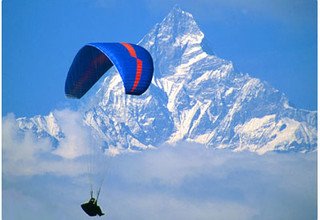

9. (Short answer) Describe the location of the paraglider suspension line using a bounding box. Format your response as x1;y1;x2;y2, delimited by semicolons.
96;175;105;202
90;185;93;199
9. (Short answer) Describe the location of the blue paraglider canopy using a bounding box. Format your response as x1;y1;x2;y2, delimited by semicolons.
65;42;154;99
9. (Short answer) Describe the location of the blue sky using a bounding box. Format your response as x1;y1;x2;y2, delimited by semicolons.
3;0;317;117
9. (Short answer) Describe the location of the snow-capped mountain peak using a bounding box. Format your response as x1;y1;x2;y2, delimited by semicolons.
160;5;203;45
16;6;317;155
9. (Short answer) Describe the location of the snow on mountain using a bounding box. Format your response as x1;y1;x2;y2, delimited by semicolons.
16;6;317;154
17;112;64;147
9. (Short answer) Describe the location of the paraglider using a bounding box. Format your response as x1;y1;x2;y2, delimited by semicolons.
65;42;154;217
65;42;154;98
81;194;105;216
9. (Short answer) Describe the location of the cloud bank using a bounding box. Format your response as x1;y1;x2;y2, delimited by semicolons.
3;119;317;220
2;110;97;176
52;109;95;159
103;145;316;220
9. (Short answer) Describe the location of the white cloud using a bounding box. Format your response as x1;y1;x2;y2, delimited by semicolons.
2;115;316;219
53;109;94;159
102;144;316;220
2;112;95;176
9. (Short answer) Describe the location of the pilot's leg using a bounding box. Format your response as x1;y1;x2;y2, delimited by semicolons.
97;206;105;216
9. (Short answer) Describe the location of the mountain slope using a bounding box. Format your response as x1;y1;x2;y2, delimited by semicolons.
16;6;317;155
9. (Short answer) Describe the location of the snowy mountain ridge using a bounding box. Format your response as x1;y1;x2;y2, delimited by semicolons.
16;6;317;155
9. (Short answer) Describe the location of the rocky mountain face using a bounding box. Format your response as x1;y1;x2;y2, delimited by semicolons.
16;6;317;155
